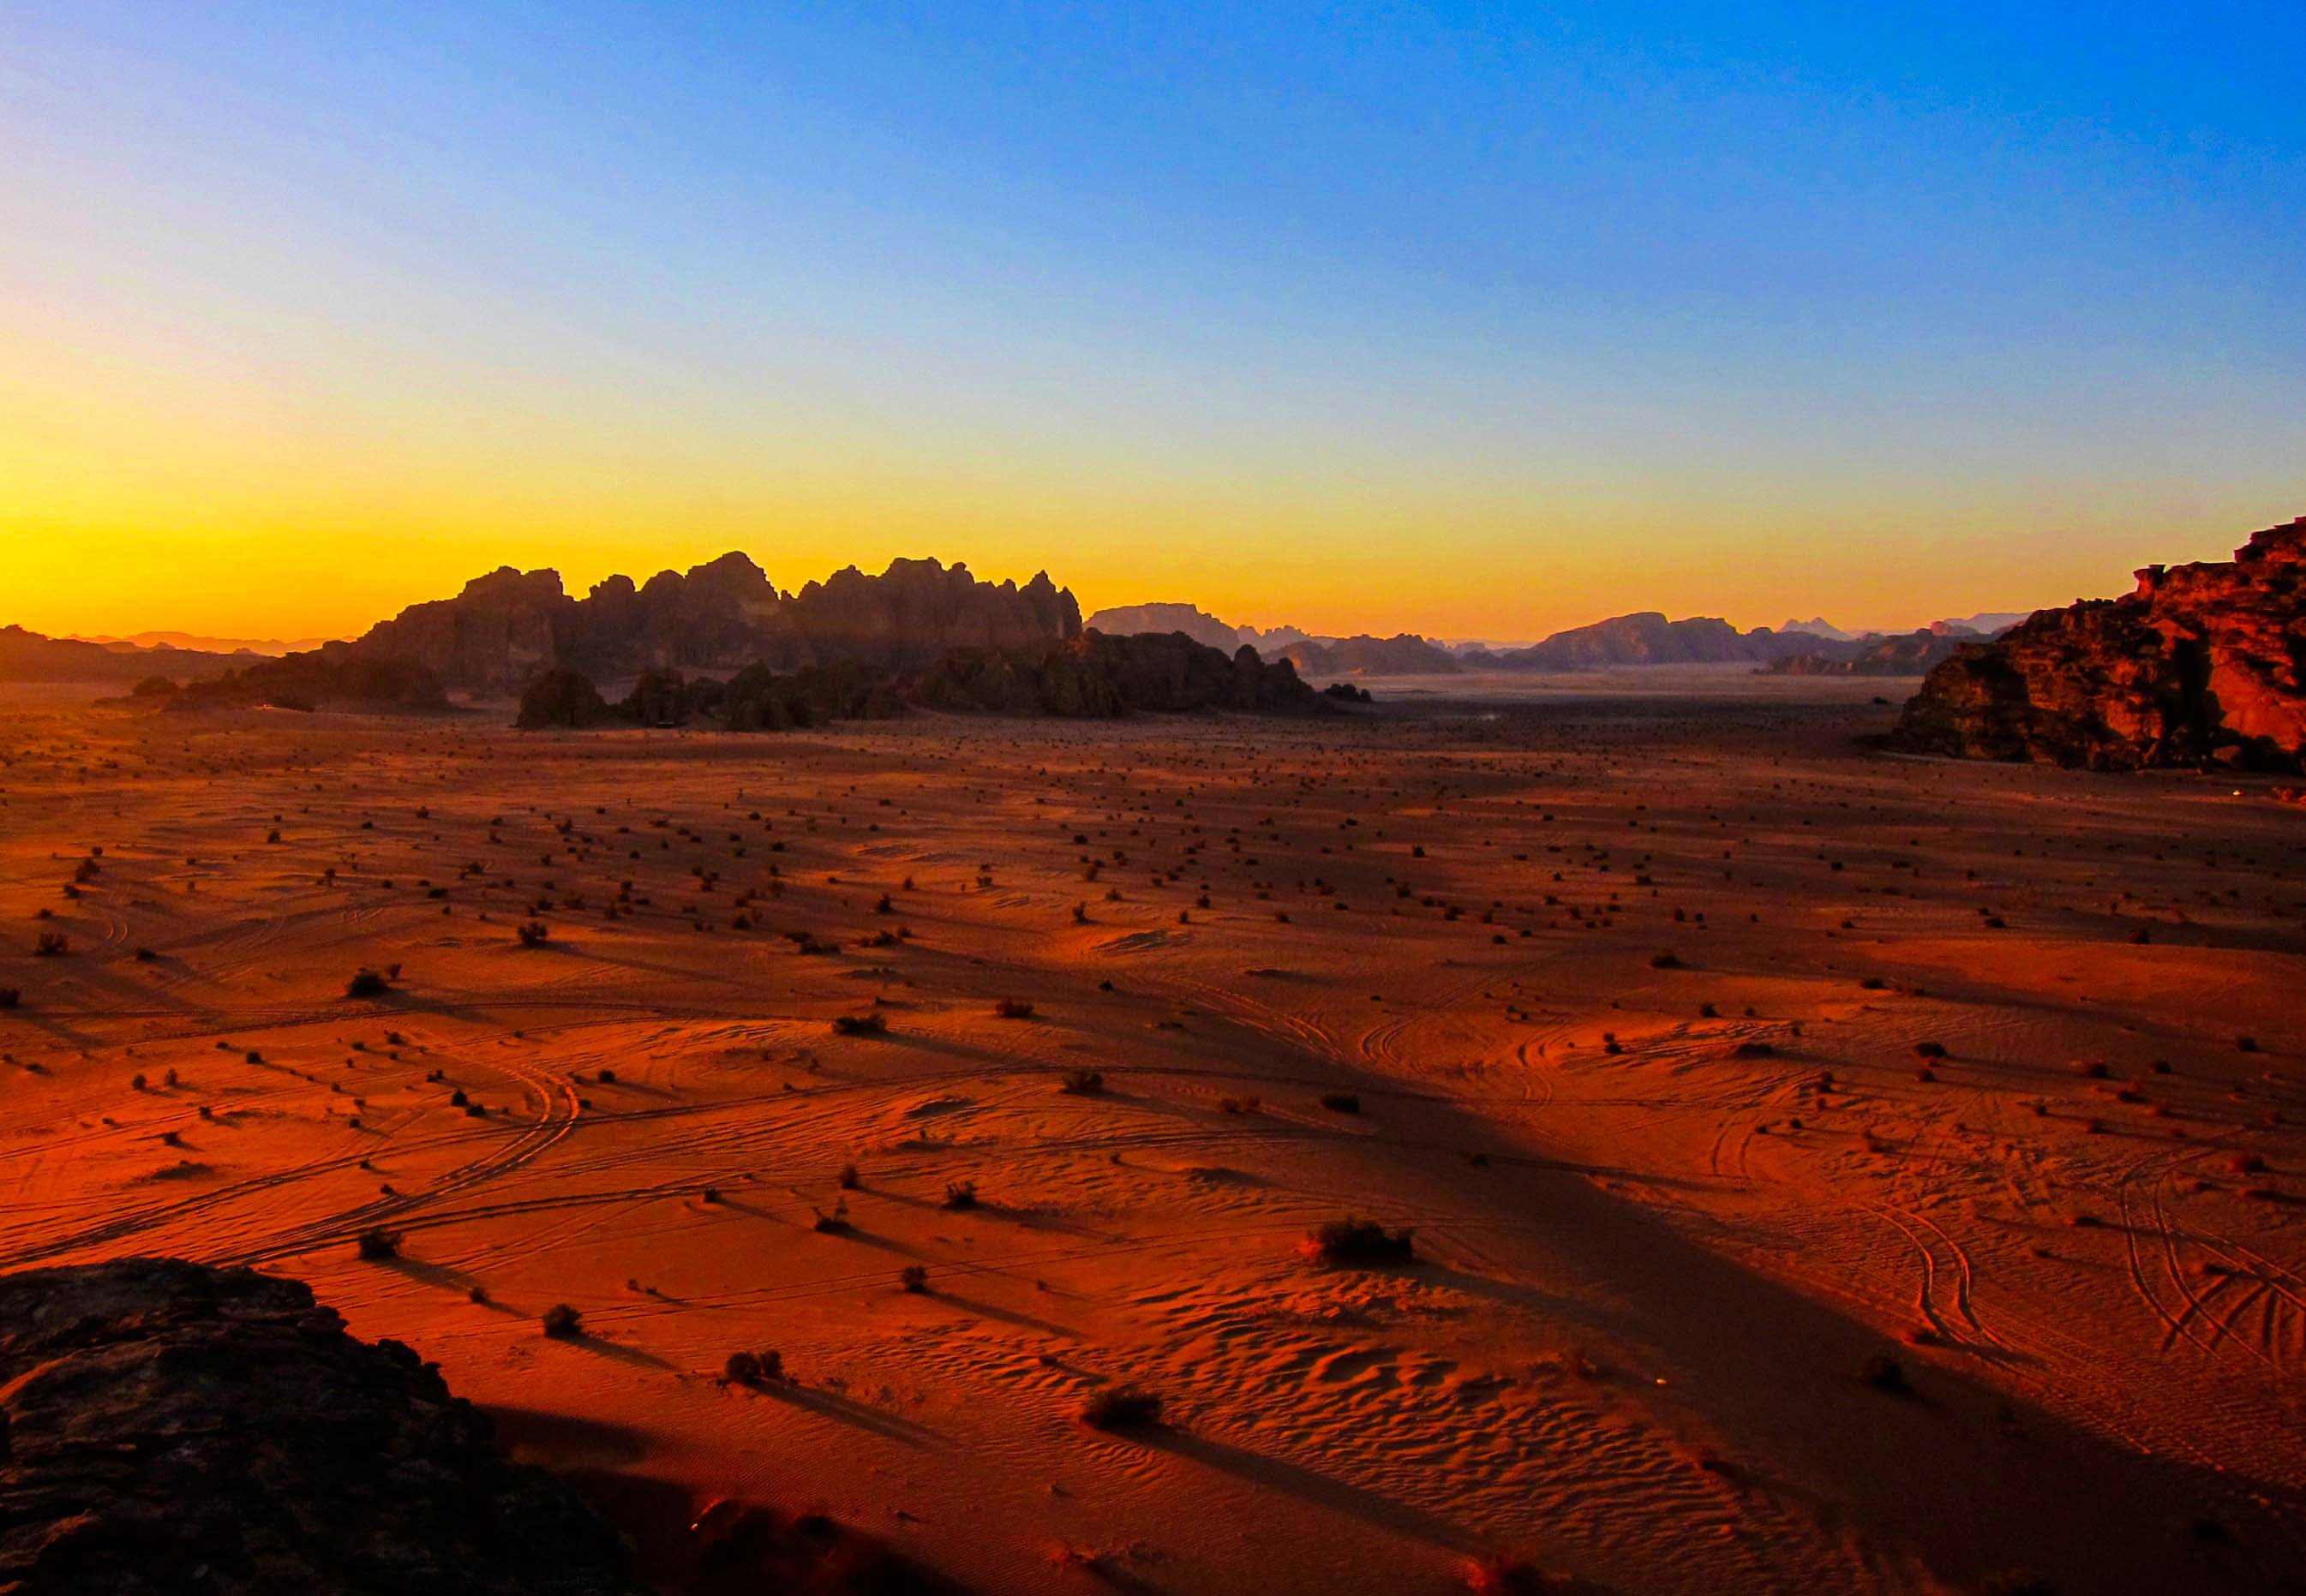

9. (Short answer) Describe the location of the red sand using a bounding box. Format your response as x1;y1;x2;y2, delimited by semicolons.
2;677;2301;1593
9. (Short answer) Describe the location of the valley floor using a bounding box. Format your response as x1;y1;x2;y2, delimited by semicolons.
2;682;2302;1594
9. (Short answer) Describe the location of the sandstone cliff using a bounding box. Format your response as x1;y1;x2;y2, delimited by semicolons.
1896;517;2306;770
332;554;1081;691
514;631;1327;731
0;1258;638;1595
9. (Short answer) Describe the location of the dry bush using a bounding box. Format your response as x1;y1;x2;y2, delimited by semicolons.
356;1227;401;1260
724;1348;785;1385
1058;1069;1104;1095
898;1264;929;1294
831;1013;887;1037
1321;1091;1361;1114
1313;1216;1415;1266
1078;1383;1162;1431
993;998;1035;1019
33;932;68;958
345;968;392;998
516;918;551;947
541;1302;583;1337
943;1179;979;1210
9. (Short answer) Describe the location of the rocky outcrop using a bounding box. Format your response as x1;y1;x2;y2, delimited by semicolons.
1485;613;1817;670
1276;634;1461;677
909;632;1325;716
516;668;612;729
1896;516;2306;770
331;554;1081;692
1081;602;1246;651
172;655;450;713
0;1258;638;1596
517;631;1329;731
1768;631;1968;677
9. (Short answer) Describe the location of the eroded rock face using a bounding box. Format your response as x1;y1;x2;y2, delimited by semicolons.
1896;517;2306;770
515;631;1329;730
0;1258;640;1596
331;555;1082;692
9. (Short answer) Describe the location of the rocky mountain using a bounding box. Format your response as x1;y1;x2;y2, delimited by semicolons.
1275;633;1463;676
0;1258;639;1596
335;553;1081;692
167;654;452;713
1896;516;2306;770
69;630;334;655
521;632;1328;730
1081;601;1247;651
0;625;241;685
1767;631;1968;677
1477;612;1816;670
1779;616;1858;642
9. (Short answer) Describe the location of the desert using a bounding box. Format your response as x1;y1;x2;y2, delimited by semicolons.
3;656;2301;1593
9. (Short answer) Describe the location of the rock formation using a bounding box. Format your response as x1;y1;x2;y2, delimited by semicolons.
329;554;1082;692
0;625;240;686
171;654;451;713
1275;634;1461;677
1768;631;1968;677
0;1258;639;1596
1896;516;2306;770
1478;612;1812;669
1081;602;1249;651
516;668;612;729
516;631;1329;730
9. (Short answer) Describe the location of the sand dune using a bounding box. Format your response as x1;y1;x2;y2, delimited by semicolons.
2;678;2301;1593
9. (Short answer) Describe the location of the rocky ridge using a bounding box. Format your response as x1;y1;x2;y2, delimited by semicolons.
1896;516;2306;770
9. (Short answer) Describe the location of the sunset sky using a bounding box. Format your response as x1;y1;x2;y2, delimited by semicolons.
3;3;2300;643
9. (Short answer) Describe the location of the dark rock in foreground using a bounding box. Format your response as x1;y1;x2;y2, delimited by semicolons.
1896;516;2306;771
0;1258;639;1596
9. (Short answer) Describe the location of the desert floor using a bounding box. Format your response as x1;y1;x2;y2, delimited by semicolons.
2;677;2303;1594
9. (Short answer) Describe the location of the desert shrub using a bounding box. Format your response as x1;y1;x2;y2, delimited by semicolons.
724;1348;785;1385
1321;1091;1361;1114
1218;1095;1261;1115
345;968;392;998
943;1179;979;1210
356;1227;401;1260
1079;1383;1163;1431
516;918;550;947
2237;1035;2261;1053
1649;949;1683;970
831;1013;887;1036
1058;1069;1104;1095
1913;1040;1947;1059
0;988;17;1010
1859;1353;1911;1395
993;998;1035;1019
899;1264;929;1294
1314;1216;1415;1266
33;932;68;958
541;1302;583;1337
836;1162;861;1190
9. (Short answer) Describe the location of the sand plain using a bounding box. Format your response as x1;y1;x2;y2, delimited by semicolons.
2;677;2302;1594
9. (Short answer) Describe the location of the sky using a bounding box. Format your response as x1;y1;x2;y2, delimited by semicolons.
3;2;2301;643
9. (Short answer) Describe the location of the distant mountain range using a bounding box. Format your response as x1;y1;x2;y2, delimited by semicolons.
66;630;335;656
2;567;2034;699
1084;602;2034;678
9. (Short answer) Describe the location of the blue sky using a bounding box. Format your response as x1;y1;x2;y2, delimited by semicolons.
3;3;2300;637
